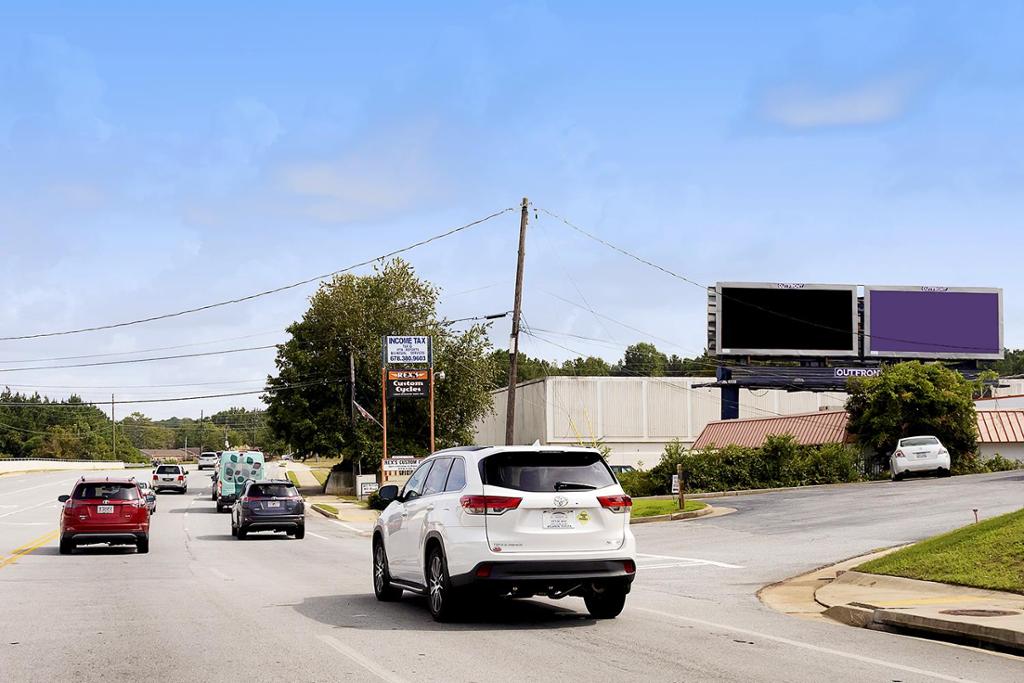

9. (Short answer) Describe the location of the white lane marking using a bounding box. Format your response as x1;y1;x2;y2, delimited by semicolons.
640;562;709;570
319;634;408;683
0;498;59;519
307;532;329;540
634;607;978;683
2;478;77;497
327;520;373;536
0;521;50;526
638;553;743;569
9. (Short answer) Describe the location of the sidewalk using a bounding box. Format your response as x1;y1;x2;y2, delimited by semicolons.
306;494;378;536
817;570;1024;653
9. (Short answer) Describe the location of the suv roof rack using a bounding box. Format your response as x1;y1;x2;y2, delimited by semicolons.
433;445;490;454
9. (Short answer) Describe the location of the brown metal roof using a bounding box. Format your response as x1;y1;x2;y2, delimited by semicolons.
976;410;1024;444
692;411;850;450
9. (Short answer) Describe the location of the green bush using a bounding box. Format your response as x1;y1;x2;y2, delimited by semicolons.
634;435;864;495
616;469;661;498
984;453;1023;472
367;490;389;510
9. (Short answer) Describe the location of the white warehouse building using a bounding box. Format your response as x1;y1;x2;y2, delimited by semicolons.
473;376;1024;469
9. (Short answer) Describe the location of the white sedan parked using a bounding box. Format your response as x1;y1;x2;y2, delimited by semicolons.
890;436;951;481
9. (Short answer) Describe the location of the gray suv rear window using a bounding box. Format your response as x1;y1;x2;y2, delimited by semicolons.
480;452;615;492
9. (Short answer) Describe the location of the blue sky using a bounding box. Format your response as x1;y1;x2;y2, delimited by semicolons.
1;1;1022;418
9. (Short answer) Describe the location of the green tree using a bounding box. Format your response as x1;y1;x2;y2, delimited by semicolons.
560;356;611;376
121;412;175;449
488;350;559;387
665;351;716;377
617;342;667;376
264;259;496;470
845;362;978;472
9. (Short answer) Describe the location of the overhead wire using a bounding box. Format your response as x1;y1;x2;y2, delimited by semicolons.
537;205;997;354
0;207;514;342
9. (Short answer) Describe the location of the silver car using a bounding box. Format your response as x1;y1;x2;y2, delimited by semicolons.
152;464;188;493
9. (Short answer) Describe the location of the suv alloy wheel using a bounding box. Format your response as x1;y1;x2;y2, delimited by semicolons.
373;539;403;601
427;546;460;622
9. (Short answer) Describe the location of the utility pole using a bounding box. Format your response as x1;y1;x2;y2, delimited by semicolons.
504;197;529;445
200;409;204;452
350;349;361;476
111;394;116;458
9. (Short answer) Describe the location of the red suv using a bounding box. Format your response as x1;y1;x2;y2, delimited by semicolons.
58;477;151;555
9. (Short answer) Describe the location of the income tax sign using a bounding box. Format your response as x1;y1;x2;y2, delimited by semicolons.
384;336;432;365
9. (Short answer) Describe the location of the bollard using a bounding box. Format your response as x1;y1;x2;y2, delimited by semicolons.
677;463;685;511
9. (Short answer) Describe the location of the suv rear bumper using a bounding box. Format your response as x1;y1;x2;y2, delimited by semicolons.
450;559;636;592
65;531;147;545
241;514;304;530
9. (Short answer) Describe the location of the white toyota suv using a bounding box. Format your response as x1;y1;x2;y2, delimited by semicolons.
372;446;637;622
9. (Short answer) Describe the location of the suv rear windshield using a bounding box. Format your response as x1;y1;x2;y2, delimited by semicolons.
247;484;299;498
73;483;140;500
156;465;181;474
900;437;939;447
480;451;616;492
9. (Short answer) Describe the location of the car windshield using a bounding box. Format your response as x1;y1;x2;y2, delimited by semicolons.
247;484;299;498
901;437;940;447
480;451;616;492
155;465;180;474
73;483;140;500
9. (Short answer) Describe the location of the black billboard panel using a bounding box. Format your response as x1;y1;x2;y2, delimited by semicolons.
716;283;858;357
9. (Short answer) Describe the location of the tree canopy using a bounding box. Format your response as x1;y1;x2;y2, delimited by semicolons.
264;259;495;469
845;362;979;472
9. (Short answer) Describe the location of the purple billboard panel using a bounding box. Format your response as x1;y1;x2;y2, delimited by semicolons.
865;287;1003;360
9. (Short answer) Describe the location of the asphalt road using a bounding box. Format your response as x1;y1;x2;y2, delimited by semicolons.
1;466;1022;682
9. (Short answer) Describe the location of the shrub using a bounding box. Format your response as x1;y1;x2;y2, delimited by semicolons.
637;436;864;495
984;453;1022;472
367;491;389;510
617;469;661;498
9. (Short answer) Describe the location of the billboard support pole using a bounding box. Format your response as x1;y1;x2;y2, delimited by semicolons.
721;385;740;420
380;365;388;482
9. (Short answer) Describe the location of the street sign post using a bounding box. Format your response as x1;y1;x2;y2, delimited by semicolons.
380;336;435;482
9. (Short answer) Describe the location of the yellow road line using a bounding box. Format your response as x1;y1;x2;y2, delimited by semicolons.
0;529;60;569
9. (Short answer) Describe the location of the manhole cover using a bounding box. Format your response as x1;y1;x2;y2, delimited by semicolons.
939;609;1019;617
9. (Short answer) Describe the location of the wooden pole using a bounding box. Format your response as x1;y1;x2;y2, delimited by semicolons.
381;366;388;482
677;463;685;511
429;369;436;454
504;197;529;445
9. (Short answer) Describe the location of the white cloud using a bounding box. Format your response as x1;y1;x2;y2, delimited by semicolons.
760;72;922;129
278;123;448;223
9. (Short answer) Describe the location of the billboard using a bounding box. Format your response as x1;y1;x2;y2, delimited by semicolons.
864;286;1003;360
715;282;858;357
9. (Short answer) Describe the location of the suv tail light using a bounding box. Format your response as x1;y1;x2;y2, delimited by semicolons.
63;499;80;512
152;474;158;480
459;495;522;515
177;475;184;481
894;450;905;459
598;495;633;513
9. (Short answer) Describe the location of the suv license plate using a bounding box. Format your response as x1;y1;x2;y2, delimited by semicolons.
267;501;280;508
542;510;576;529
97;505;114;514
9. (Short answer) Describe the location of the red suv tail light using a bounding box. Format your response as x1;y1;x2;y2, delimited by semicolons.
152;474;158;480
894;450;905;459
598;495;633;513
459;495;522;515
623;559;636;574
177;475;184;481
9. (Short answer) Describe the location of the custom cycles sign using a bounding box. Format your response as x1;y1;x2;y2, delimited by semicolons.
386;370;429;398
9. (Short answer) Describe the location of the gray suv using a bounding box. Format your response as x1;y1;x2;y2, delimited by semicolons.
231;480;305;539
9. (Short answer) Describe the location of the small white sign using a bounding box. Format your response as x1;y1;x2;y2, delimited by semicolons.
383;458;421;473
671;474;680;494
385;336;431;364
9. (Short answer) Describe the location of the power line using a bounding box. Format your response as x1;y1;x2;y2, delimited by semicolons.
0;377;341;408
0;344;278;374
538;206;998;354
0;328;285;365
0;207;514;342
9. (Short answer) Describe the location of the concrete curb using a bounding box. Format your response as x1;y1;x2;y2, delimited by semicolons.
630;505;716;524
684;479;888;500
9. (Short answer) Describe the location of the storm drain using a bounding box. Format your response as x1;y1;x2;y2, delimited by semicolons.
938;609;1019;617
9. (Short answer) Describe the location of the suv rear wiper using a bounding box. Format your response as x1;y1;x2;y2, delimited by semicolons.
554;481;597;491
